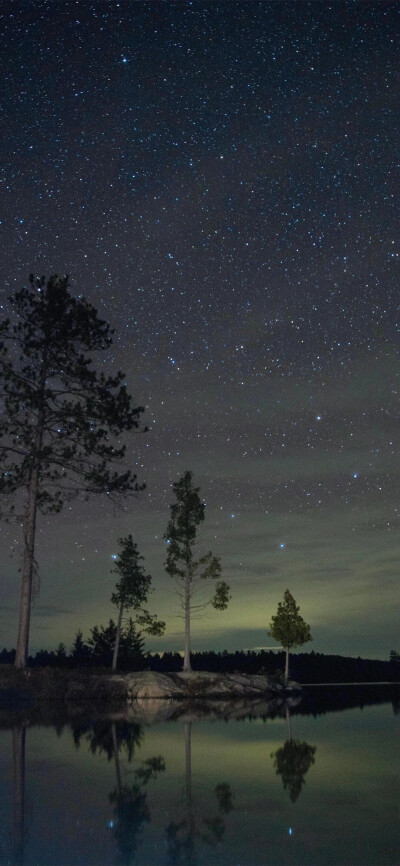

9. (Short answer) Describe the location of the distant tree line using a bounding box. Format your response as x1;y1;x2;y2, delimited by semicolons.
149;650;400;683
1;644;400;683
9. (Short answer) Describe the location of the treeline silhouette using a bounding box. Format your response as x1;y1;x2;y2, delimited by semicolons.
291;684;400;717
1;644;400;683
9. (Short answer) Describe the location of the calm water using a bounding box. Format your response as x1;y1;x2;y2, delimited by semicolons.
1;687;400;865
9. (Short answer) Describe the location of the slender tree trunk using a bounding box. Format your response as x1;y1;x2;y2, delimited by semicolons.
112;603;124;671
12;724;26;866
15;354;47;670
15;465;40;669
183;570;192;672
285;704;292;741
284;647;289;684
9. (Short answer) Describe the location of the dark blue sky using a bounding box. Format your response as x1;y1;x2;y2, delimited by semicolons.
0;1;398;658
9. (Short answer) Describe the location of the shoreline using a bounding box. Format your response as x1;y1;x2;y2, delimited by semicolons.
1;666;398;714
0;668;398;726
0;667;293;707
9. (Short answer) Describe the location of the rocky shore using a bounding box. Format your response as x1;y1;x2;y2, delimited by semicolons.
66;669;294;702
65;670;302;723
0;667;302;724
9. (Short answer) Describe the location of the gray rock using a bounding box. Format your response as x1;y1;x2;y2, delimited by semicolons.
173;671;280;697
126;671;184;700
64;670;295;708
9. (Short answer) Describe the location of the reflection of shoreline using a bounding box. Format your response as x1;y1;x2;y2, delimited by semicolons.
117;695;303;725
1;682;399;732
100;682;400;724
294;684;400;718
3;692;397;866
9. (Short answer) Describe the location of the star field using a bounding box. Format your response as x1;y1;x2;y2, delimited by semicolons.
0;1;398;658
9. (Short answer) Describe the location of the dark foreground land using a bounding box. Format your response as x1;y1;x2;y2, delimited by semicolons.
0;667;299;725
1;665;400;728
2;647;400;708
0;666;288;707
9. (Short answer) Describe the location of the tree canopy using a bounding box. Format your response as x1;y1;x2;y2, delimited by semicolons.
272;739;316;802
0;274;145;667
88;618;145;668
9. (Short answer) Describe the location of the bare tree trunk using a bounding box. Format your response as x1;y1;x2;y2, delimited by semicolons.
183;570;192;672
12;724;26;866
15;354;47;670
112;603;124;672
284;647;289;684
184;721;194;861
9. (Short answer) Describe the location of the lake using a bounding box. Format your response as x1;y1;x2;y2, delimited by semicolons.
1;685;399;865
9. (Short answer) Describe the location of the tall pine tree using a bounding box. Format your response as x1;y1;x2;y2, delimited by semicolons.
0;274;145;668
164;471;230;672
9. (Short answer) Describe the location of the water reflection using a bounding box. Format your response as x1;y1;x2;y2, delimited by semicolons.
271;706;316;802
2;685;400;866
72;718;143;761
70;717;235;864
12;724;26;866
109;752;165;865
165;721;233;865
4;715;236;866
272;739;316;803
73;719;165;864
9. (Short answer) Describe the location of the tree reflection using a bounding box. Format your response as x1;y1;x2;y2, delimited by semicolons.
165;721;234;865
271;705;316;802
72;719;143;762
72;719;165;865
12;724;26;866
391;695;400;715
109;753;165;865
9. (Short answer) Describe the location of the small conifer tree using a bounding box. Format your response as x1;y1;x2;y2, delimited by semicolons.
111;534;165;671
268;589;312;682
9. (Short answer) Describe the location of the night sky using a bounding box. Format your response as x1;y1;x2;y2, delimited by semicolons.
0;1;398;659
